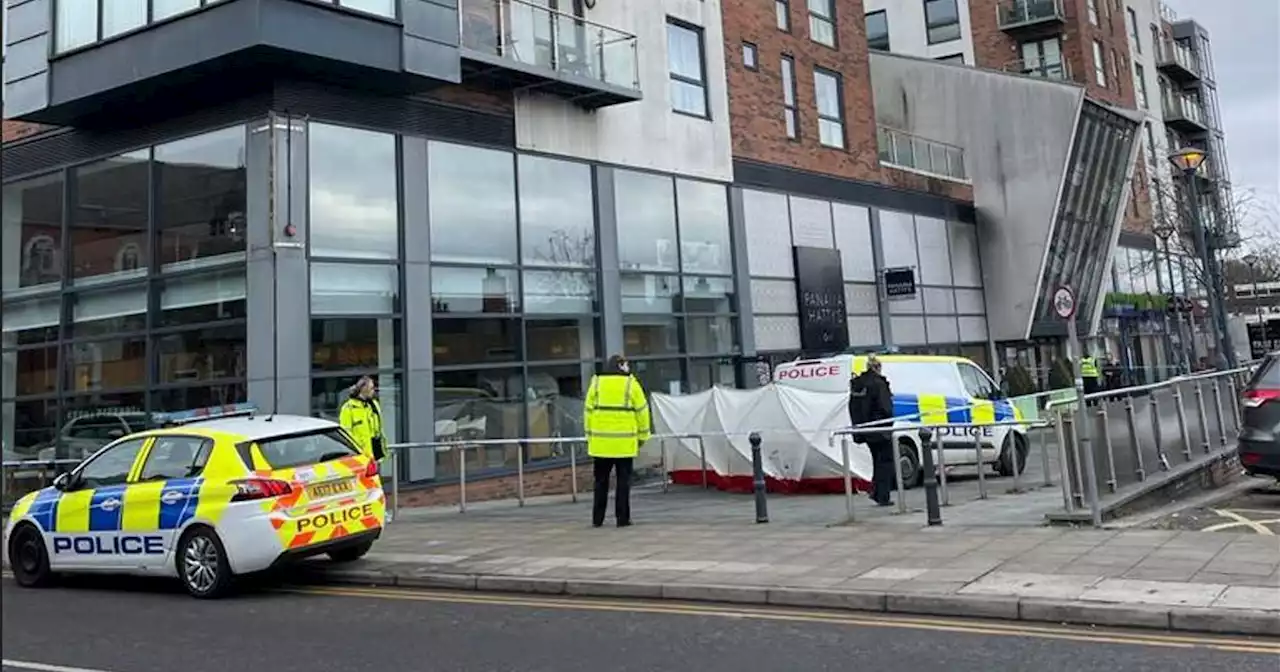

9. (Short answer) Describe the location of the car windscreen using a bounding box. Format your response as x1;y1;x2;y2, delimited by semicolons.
246;428;362;470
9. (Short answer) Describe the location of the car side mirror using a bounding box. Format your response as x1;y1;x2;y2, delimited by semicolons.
53;472;71;491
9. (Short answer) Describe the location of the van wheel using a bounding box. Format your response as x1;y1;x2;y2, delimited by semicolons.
177;526;234;599
997;435;1029;477
7;523;53;588
897;440;922;490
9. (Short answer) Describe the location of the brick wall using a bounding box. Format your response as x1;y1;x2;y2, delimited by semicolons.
1;121;54;143
415;84;514;116
721;0;881;184
879;165;974;202
393;463;598;509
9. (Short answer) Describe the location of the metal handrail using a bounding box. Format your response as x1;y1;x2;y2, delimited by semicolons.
996;0;1065;27
876;126;968;182
1045;364;1254;410
385;433;707;517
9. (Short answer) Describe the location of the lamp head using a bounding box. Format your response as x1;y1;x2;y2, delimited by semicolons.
1168;148;1208;174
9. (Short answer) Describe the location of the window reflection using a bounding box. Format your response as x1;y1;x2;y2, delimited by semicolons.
434;368;524;448
55;0;97;52
685;316;736;354
59;393;148;459
624;317;681;356
432;267;519;314
310;263;400;315
69;286;147;339
433;318;521;366
154;325;247;384
3;399;59;459
527;318;597;361
71;151;149;285
1;297;60;346
620;273;680;314
156;268;247;328
429;142;517;265
310;124;399;260
153;0;201;21
631;359;684;395
103;0;146;37
526;363;594;440
2;348;58;397
66;337;147;392
312;317;401;371
1;173;63;295
676;179;732;275
688;358;737;392
155;126;248;271
615;170;678;272
682;275;736;313
519;155;595;267
523;270;595;314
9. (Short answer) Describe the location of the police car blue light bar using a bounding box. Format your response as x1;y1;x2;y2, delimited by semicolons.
156;402;259;426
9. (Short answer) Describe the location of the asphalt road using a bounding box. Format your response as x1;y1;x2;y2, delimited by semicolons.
4;578;1279;672
1150;479;1280;534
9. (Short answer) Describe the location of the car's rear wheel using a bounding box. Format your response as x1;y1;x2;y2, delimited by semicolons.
7;523;53;588
177;526;234;599
328;540;375;563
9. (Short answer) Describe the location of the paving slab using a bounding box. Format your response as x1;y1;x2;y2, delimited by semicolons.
958;571;1103;600
1078;578;1228;608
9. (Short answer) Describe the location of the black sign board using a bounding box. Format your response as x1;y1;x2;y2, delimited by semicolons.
883;267;917;299
792;246;849;353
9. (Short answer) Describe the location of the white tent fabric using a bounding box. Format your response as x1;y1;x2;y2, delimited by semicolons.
644;385;874;486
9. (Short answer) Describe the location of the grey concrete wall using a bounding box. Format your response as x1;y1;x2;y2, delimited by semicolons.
3;0;51;117
402;136;437;482
867;52;1085;343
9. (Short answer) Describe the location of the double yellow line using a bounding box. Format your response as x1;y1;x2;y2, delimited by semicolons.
286;584;1280;656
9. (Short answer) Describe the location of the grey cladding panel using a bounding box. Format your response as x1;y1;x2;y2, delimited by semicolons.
260;0;401;71
403;0;460;45
5;34;50;83
6;0;49;44
403;36;462;82
4;74;48;117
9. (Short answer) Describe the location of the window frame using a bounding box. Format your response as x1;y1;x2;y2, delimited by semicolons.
776;0;791;32
1126;7;1140;52
135;434;213;481
864;10;890;51
812;67;846;150
781;56;799;141
1134;63;1149;109
808;0;837;48
923;0;961;45
70;437;149;490
1087;0;1099;26
54;0;233;55
742;41;758;70
1092;40;1107;87
666;18;711;119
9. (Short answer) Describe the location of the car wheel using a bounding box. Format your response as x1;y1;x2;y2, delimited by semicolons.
7;523;53;588
328;540;375;563
177;526;234;599
897;440;923;490
997;434;1029;477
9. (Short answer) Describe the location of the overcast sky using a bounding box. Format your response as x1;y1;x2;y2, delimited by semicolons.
1163;0;1280;230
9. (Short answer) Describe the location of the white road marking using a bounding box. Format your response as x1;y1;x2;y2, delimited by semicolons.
3;661;120;672
1201;509;1278;535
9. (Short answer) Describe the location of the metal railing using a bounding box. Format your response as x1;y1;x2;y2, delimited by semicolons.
459;0;640;91
1163;93;1206;127
1156;38;1200;77
1003;58;1071;81
997;0;1066;29
1;459;81;513
877;127;968;182
1044;366;1252;524
385;433;707;518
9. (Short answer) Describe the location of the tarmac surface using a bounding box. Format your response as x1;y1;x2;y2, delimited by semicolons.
4;577;1279;672
1149;479;1280;535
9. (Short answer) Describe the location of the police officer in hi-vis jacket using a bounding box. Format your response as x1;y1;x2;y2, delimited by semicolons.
583;355;651;528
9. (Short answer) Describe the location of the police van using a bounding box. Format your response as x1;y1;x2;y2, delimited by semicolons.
774;354;1028;487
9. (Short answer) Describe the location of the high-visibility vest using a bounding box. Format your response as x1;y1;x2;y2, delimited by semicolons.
1079;357;1100;379
584;374;651;458
339;397;384;460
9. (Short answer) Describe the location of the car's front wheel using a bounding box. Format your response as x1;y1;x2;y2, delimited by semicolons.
328;540;375;563
7;523;53;588
997;434;1029;477
177;526;234;599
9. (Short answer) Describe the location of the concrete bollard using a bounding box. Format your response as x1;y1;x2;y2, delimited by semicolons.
749;432;769;524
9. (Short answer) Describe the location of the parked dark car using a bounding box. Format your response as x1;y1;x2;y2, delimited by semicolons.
1238;353;1280;481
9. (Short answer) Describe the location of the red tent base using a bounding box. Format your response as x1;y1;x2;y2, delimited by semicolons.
670;469;872;495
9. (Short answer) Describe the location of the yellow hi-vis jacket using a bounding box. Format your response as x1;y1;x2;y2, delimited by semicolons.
584;373;651;458
1080;357;1100;379
339;397;385;460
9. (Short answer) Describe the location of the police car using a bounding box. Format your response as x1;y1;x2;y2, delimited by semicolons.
4;410;384;598
774;354;1028;487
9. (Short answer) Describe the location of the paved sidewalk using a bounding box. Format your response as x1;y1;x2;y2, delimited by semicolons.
302;496;1280;636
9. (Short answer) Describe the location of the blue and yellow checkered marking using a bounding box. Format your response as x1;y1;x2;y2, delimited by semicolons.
20;479;207;533
889;393;1019;425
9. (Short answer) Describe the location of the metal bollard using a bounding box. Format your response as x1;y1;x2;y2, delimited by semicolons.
918;428;942;526
1210;379;1227;447
696;436;709;490
1037;423;1053;488
893;436;907;514
749;432;769;524
569;441;579;503
1098;404;1116;493
660;438;669;494
458;446;468;514
1124;396;1145;482
1193;382;1211;454
935;428;950;506
840;436;855;523
517;441;526;507
390;449;401;522
1010;429;1023;494
1172;384;1191;467
973;430;987;500
1056;414;1074;512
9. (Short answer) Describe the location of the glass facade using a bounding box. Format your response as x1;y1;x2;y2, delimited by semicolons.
2;125;249;460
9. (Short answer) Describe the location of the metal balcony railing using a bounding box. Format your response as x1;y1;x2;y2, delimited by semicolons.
877;127;968;182
997;0;1066;30
1155;39;1200;80
1163;93;1206;128
459;0;640;92
1004;58;1072;81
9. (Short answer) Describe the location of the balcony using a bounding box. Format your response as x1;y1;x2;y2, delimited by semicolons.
877;127;968;182
997;0;1066;34
1162;93;1207;133
458;0;641;109
1155;39;1201;83
1004;58;1072;82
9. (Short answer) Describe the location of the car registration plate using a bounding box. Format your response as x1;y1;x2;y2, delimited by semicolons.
307;479;355;499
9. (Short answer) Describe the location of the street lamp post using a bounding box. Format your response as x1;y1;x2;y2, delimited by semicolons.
1155;224;1189;375
1169;148;1236;369
1244;253;1261;360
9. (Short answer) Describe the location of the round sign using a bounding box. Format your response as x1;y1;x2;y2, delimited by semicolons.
1052;286;1076;320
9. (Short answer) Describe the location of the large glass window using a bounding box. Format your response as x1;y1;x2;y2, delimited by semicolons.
865;11;889;51
153;0;200;21
312;318;401;372
429;142;517;265
155;267;246;328
2;173;64;296
814;69;845;148
310;374;399;444
103;0;147;38
66;337;147;393
155;127;247;272
676;179;732;276
1093;40;1107;87
781;57;799;140
55;0;98;52
310;124;398;260
615;170;678;273
55;0;226;53
518;156;595;268
154;324;245;385
924;0;960;44
71;151;149;286
667;20;709;118
808;0;835;47
432;266;519;314
338;0;396;17
1020;38;1063;79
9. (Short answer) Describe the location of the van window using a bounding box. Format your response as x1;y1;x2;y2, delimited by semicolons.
879;362;964;397
958;363;1000;399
